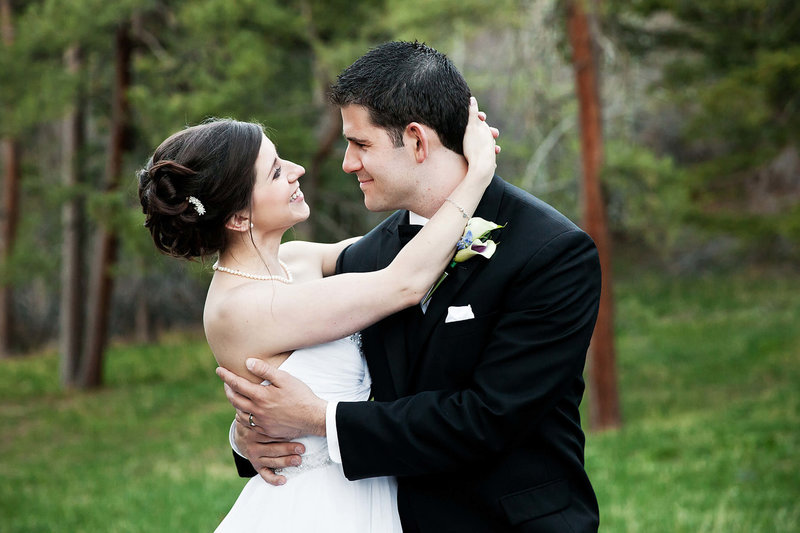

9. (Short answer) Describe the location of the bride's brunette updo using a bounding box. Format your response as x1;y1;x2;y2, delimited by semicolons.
138;119;263;259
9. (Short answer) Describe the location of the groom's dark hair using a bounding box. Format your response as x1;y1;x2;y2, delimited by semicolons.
329;40;471;155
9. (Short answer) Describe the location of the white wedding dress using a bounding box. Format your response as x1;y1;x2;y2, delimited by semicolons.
215;335;402;532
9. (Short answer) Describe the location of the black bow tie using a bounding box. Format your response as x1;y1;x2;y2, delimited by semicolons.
397;224;423;245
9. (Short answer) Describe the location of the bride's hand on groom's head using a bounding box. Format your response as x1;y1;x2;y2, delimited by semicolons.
469;97;501;155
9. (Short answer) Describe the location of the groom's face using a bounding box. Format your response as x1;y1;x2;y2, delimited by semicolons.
340;105;423;213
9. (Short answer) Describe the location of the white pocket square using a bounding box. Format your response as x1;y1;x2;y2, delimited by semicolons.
445;304;475;323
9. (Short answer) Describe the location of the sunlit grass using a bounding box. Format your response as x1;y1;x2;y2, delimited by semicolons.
0;333;247;532
1;271;798;532
586;270;800;532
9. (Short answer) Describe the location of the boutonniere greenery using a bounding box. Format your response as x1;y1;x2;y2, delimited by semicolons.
421;217;505;305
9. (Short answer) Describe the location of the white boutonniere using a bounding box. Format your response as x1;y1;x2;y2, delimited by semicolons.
421;217;505;305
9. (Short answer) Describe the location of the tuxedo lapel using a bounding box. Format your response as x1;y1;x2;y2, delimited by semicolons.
369;178;506;397
416;176;506;356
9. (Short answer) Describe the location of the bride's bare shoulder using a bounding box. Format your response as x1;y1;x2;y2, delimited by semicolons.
203;283;283;374
280;237;361;278
204;281;273;342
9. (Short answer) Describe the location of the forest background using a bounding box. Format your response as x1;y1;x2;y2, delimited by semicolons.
1;0;798;531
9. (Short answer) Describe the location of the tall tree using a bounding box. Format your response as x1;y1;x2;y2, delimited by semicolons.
292;0;337;238
79;22;133;388
566;0;621;430
0;0;20;358
59;45;86;386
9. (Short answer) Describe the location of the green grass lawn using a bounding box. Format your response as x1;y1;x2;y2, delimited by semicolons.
586;270;800;532
1;270;798;532
0;334;245;532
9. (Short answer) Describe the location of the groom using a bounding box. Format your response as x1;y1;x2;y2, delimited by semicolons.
218;41;601;532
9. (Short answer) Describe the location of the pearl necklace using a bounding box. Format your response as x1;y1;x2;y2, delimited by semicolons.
212;260;293;284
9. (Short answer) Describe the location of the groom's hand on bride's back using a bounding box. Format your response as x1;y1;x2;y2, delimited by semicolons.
218;359;328;486
217;359;327;439
232;420;305;486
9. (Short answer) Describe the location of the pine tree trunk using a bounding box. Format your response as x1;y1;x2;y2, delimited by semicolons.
298;0;325;240
79;24;132;388
566;0;621;430
0;140;19;358
0;0;19;358
134;257;153;343
59;45;86;386
308;104;343;214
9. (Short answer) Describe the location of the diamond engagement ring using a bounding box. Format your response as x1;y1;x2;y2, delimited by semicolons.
249;413;256;427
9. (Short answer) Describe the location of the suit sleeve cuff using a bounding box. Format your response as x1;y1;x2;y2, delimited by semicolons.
325;400;342;464
229;420;247;459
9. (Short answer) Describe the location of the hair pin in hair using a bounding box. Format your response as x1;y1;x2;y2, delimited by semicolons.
187;196;206;216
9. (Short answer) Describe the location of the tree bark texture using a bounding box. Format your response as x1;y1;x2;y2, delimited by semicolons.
297;0;341;240
0;0;19;357
566;0;622;430
79;24;132;387
59;45;86;386
0;140;19;357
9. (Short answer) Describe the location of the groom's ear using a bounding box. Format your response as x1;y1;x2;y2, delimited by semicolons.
404;122;431;164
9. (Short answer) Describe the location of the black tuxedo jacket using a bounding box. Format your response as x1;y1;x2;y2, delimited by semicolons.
335;176;600;532
235;176;600;531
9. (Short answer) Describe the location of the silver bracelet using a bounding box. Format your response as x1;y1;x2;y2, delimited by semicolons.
445;197;470;219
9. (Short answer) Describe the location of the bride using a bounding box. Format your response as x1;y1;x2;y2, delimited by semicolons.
137;98;496;531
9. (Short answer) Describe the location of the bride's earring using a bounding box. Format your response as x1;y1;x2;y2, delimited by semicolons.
250;223;254;229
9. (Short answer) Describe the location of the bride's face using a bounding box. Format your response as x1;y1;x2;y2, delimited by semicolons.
249;134;309;233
